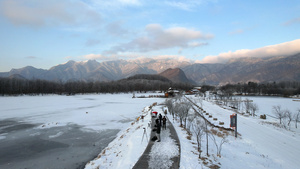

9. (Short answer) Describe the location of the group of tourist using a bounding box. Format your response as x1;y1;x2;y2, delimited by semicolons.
154;113;167;142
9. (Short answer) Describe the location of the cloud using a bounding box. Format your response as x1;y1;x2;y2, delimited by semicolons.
166;1;195;11
229;29;244;35
82;52;140;61
165;0;203;11
105;24;213;54
105;21;129;37
282;17;300;26
152;55;193;63
88;0;142;10
25;56;37;59
83;54;108;60
165;0;217;11
0;0;101;28
200;39;300;63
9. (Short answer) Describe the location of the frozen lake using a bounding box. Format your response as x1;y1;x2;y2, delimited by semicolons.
0;94;163;169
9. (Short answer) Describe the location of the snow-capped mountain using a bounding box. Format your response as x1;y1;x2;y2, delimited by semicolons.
182;53;300;85
1;53;300;85
0;58;191;82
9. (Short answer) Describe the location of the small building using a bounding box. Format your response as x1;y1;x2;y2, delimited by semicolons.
165;87;180;97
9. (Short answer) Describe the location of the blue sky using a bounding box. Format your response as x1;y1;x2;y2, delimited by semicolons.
0;0;300;72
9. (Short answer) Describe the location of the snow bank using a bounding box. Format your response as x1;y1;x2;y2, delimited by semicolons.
85;105;155;169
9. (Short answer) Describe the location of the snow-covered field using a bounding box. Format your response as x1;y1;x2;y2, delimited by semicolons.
0;94;162;131
1;94;299;169
241;96;300;118
186;95;300;169
85;94;300;169
0;93;164;168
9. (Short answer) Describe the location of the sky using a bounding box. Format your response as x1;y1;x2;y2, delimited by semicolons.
0;0;300;72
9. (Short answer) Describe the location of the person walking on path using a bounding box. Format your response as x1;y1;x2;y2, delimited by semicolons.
162;116;167;130
155;118;161;142
159;113;162;125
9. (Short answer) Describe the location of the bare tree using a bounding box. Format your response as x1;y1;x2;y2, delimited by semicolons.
285;109;293;129
209;134;228;157
196;97;203;108
186;114;196;133
244;98;252;114
294;110;300;128
236;97;242;110
272;105;285;124
175;101;192;128
174;104;182;125
192;119;205;158
182;102;192;129
165;99;175;118
250;103;259;116
174;93;183;102
204;119;209;156
229;97;242;110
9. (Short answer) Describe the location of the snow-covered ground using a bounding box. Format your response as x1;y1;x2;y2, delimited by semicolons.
0;94;162;131
240;96;300;118
0;93;164;168
85;94;300;169
186;95;300;169
85;105;153;169
85;105;180;169
1;94;299;169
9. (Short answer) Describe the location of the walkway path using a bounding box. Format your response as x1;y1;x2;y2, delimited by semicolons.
132;116;180;169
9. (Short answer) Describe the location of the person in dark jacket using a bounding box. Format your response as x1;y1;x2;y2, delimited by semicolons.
159;113;162;125
162;116;167;130
155;118;161;142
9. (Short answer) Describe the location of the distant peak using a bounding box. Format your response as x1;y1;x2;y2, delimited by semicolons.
67;60;76;63
159;68;191;83
87;60;99;64
59;60;76;66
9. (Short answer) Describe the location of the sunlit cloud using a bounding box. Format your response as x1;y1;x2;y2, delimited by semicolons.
81;53;138;61
104;23;213;54
152;55;194;63
199;39;300;63
82;54;108;60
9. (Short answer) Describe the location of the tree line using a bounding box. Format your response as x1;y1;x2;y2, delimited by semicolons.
219;81;300;96
0;77;194;95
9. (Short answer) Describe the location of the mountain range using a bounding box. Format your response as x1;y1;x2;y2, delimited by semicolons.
1;53;299;85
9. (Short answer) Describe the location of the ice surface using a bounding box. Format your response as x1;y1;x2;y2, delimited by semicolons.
0;93;164;169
